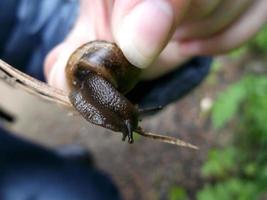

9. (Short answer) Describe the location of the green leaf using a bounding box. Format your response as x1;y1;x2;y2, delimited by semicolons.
228;47;248;59
250;25;267;52
211;60;223;72
168;186;188;200
212;80;247;129
201;148;237;178
197;179;258;200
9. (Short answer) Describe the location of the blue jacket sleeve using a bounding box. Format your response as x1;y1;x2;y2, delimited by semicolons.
0;0;79;81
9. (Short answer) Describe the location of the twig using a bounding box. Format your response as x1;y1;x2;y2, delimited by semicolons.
0;59;70;106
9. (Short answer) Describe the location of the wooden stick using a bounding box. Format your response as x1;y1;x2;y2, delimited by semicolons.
0;59;71;107
135;127;198;150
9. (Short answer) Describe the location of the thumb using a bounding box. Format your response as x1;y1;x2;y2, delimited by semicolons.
112;0;189;68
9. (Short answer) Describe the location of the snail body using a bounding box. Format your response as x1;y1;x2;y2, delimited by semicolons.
66;41;141;143
66;40;198;149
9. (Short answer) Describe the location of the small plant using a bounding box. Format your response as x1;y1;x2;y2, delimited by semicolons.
249;25;267;53
168;186;188;200
198;74;267;200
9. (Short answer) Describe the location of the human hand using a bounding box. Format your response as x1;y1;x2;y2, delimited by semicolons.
45;0;267;91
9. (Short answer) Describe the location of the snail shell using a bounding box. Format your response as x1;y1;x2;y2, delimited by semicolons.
66;40;141;143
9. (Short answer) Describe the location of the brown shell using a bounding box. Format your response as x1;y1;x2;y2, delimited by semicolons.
65;40;141;143
66;40;141;94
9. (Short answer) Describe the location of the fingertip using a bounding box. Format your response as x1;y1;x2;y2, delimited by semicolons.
113;0;175;68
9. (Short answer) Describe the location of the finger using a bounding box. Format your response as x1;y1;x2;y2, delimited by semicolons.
84;0;114;41
44;22;95;91
179;0;267;55
44;43;64;79
182;0;222;22
44;0;114;91
141;41;190;79
112;0;190;68
175;0;252;40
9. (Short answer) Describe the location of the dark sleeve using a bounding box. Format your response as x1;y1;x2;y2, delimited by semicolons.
0;0;79;81
127;57;212;108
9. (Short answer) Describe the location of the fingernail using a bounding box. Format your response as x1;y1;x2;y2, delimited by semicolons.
114;0;174;68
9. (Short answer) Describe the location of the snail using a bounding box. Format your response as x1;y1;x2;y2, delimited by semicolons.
66;40;198;149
